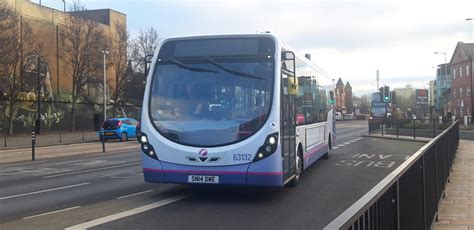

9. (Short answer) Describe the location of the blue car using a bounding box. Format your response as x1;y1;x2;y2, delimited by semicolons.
99;118;140;142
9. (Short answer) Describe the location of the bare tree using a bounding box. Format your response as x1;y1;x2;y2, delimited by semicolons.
0;2;42;134
353;95;370;114
61;2;106;131
110;22;129;117
129;27;161;73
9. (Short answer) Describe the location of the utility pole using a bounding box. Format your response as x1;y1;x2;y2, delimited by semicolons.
101;50;109;122
376;69;380;91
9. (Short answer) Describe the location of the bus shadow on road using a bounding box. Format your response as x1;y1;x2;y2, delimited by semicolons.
179;185;284;204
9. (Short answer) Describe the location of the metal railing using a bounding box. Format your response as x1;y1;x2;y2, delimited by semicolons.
1;130;98;149
369;118;457;139
324;121;459;230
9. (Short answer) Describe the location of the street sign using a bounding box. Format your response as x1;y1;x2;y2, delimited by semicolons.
416;89;429;105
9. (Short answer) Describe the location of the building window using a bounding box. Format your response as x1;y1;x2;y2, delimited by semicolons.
460;66;463;78
453;89;456;98
453;69;456;79
460;87;463;98
467;87;471;96
467;65;470;76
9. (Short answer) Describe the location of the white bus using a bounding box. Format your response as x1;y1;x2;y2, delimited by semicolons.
139;34;336;187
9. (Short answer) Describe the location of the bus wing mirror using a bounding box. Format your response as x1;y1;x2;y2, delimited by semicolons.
288;77;298;95
282;51;295;60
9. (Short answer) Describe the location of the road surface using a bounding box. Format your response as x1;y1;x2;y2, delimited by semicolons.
0;120;425;230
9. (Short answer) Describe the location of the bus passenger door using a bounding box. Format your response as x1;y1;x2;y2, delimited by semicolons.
281;51;297;183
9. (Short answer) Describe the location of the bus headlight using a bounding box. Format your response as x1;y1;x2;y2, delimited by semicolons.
253;132;278;162
140;135;148;144
140;133;158;160
268;136;276;145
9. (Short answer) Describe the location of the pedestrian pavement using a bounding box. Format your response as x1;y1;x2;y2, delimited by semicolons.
433;140;474;230
0;140;140;164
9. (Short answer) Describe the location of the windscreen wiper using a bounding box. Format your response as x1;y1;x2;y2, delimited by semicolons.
167;57;219;73
205;56;264;80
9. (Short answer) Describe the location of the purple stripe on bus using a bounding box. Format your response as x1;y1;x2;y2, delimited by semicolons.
143;168;283;176
247;171;283;176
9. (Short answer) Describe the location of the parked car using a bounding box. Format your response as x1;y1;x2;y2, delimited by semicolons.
99;118;140;142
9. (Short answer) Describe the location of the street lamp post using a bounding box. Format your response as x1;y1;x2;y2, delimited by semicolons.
467;18;473;42
142;54;153;100
101;50;109;123
144;54;153;77
434;51;447;77
469;18;474;118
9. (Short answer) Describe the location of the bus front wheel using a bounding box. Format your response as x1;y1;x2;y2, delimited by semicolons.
289;150;303;187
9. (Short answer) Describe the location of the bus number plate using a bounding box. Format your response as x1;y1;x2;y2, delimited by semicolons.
188;175;219;184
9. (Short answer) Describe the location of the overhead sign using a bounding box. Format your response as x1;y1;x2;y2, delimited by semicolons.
416;89;429;105
372;92;381;103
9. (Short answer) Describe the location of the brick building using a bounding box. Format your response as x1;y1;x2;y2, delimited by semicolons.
335;77;353;114
344;81;353;114
449;42;473;117
0;0;127;133
3;0;126;102
335;78;345;109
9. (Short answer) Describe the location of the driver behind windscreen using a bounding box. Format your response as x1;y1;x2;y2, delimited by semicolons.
174;83;209;117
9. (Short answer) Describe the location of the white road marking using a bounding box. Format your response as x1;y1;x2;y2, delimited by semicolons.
116;190;154;199
0;167;70;176
0;183;90;200
54;159;91;166
0;160;46;167
111;173;142;179
64;194;189;230
71;160;108;167
97;173;118;178
22;206;81;219
42;162;141;179
332;137;364;149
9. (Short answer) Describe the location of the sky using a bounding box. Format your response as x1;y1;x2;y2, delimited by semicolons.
39;0;474;96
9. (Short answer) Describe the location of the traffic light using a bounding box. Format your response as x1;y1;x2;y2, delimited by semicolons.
379;87;384;102
391;91;397;104
383;86;390;102
328;91;335;105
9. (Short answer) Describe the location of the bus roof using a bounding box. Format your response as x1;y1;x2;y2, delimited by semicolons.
158;33;334;84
